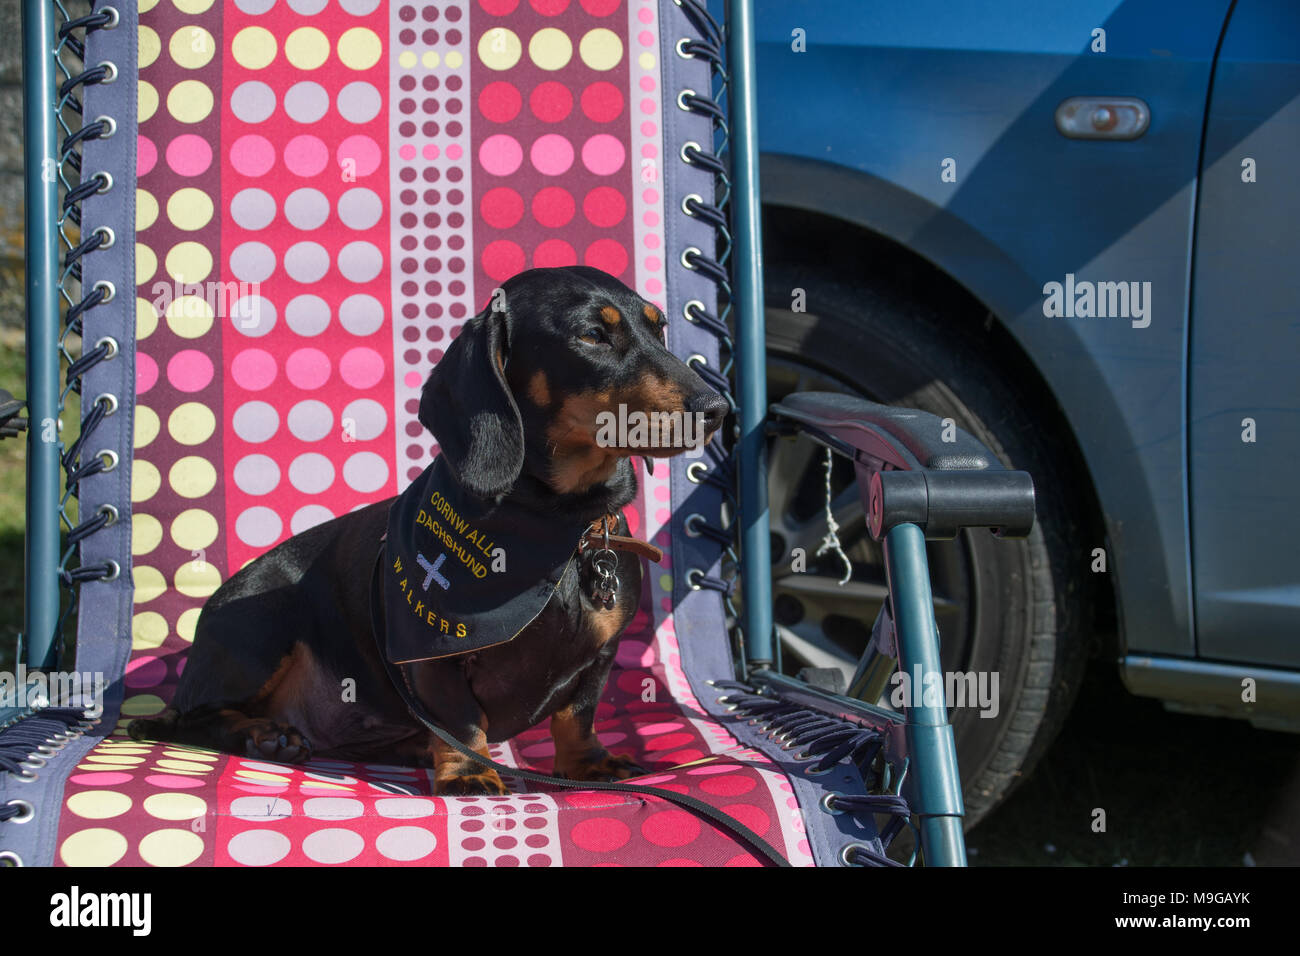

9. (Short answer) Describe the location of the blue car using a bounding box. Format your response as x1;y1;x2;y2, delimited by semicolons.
729;0;1300;824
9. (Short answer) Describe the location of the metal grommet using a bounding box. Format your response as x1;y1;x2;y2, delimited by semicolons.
97;60;119;83
675;37;692;59
839;843;867;867
683;299;705;323
95;171;114;194
101;7;120;29
686;461;708;484
93;226;116;250
100;559;121;582
94;115;117;139
681;247;701;270
93;279;116;303
5;800;35;824
95;336;119;360
680;141;702;164
687;353;707;370
97;449;119;472
681;192;703;217
684;513;705;538
94;393;119;417
14;768;39;784
686;568;705;591
20;755;46;771
98;503;119;527
820;793;844;815
676;89;697;111
0;851;23;866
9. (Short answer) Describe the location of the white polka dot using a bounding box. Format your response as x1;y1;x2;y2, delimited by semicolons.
301;827;364;864
339;294;384;336
285;188;331;230
231;295;276;337
230;188;276;229
230;796;294;821
233;454;281;495
287;0;327;13
376;826;436;861
303;797;364;820
338;0;380;13
289;454;335;494
337;188;383;230
341;399;387;441
227;829;291;866
233;0;276;13
239;760;296;774
375;797;437;819
236;506;283;548
229;242;275;283
232;401;279;443
285;294;331;337
343;451;388;493
284;81;330;123
337;241;383;283
337;81;381;123
230;81;276;123
287;400;334;441
291;505;335;534
285;242;330;283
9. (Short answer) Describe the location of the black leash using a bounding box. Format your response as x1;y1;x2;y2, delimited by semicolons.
368;543;791;868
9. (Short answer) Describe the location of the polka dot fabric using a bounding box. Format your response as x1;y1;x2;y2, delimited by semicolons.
55;0;816;866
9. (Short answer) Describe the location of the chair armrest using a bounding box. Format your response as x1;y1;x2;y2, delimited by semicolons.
769;392;1036;541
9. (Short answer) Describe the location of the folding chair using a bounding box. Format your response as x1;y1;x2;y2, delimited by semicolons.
3;0;1034;867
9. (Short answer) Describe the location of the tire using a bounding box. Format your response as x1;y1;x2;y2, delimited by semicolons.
763;261;1092;827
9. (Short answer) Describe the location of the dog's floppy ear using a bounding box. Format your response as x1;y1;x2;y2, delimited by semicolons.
419;305;524;499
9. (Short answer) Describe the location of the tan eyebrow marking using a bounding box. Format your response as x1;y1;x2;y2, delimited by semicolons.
600;306;622;326
643;304;663;325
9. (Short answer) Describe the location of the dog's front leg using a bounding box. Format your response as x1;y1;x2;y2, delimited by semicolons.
408;660;509;796
551;648;647;782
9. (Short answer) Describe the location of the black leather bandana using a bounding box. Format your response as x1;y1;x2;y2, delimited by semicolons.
383;455;592;663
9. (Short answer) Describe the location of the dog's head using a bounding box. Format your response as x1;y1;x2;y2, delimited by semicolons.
419;266;728;499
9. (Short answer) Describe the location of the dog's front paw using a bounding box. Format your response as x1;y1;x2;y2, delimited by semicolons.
437;770;511;797
241;721;313;765
557;751;647;783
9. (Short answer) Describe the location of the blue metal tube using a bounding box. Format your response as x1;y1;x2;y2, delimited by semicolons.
22;0;63;670
883;522;967;867
726;0;773;668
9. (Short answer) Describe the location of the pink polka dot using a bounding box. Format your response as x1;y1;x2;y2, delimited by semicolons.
642;188;659;204
138;136;157;176
798;838;812;857
658;857;703;866
447;144;463;161
645;256;661;271
570;817;630;852
643;732;694;752
479;81;522;123
562;791;620;810
641;810;700;848
645;277;663;294
69;772;133;786
232;783;288;794
532;186;575;227
660;748;705;765
422;144;439;160
481;187;524;229
230;348;278;391
639;97;656;115
404;371;422;388
529;81;572;122
636;721;683;736
338;135;381;177
652;484;670;501
340;348;384;389
167;133;214;176
640;121;657;137
582;134;624;175
284;135;329;177
582;186;626;227
286;348;332;389
639;76;656;92
530;0;568;14
584;238;628;276
137;354;158;395
125;655;167;688
700;774;757;797
479;134;523;176
580;0;619;16
399;144;416;160
722;803;770;837
639;30;654;47
532;238;576;268
686;763;740;775
530;134;574;176
654;507;671;524
581;82;623;123
482;239;525;281
637;7;652;23
167;350;215;392
230;135;275;177
480;0;519;13
145;774;207;789
644;233;660;248
725;853;763;867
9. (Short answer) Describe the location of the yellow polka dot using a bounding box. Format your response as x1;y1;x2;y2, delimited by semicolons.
132;513;163;556
286;27;330;69
397;50;416;69
139;81;158;122
169;456;218;498
66;791;133;820
136;243;157;284
529;27;572;71
300;781;351;791
175;560;221;599
60;828;128;866
167;79;214;123
478;26;521;70
236;770;289;783
89;746;151;755
167;403;217;446
134;405;160;449
132;565;166;604
165;241;213;283
143;792;207;822
172;0;214;11
137;189;158;231
659;572;673;592
139;829;204;867
165;295;215;339
338;27;382;70
170;26;216;69
232;26;277;70
157;758;214;772
163;750;219;762
133;460;161;503
171;508;218;551
166;187;214;231
81;754;145;766
136;298;160;340
638;51;656;71
139;25;161;68
580;28;623;71
445;50;463;70
177;607;201;643
132;611;168;650
122;694;166;717
140;0;159;11
421;50;440;68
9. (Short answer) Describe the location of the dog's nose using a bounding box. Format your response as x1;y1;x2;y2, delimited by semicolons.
688;390;729;435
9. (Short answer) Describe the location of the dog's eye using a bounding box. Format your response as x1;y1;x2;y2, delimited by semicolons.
578;327;608;346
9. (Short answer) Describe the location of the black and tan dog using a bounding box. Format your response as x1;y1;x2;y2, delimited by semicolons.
129;266;727;795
